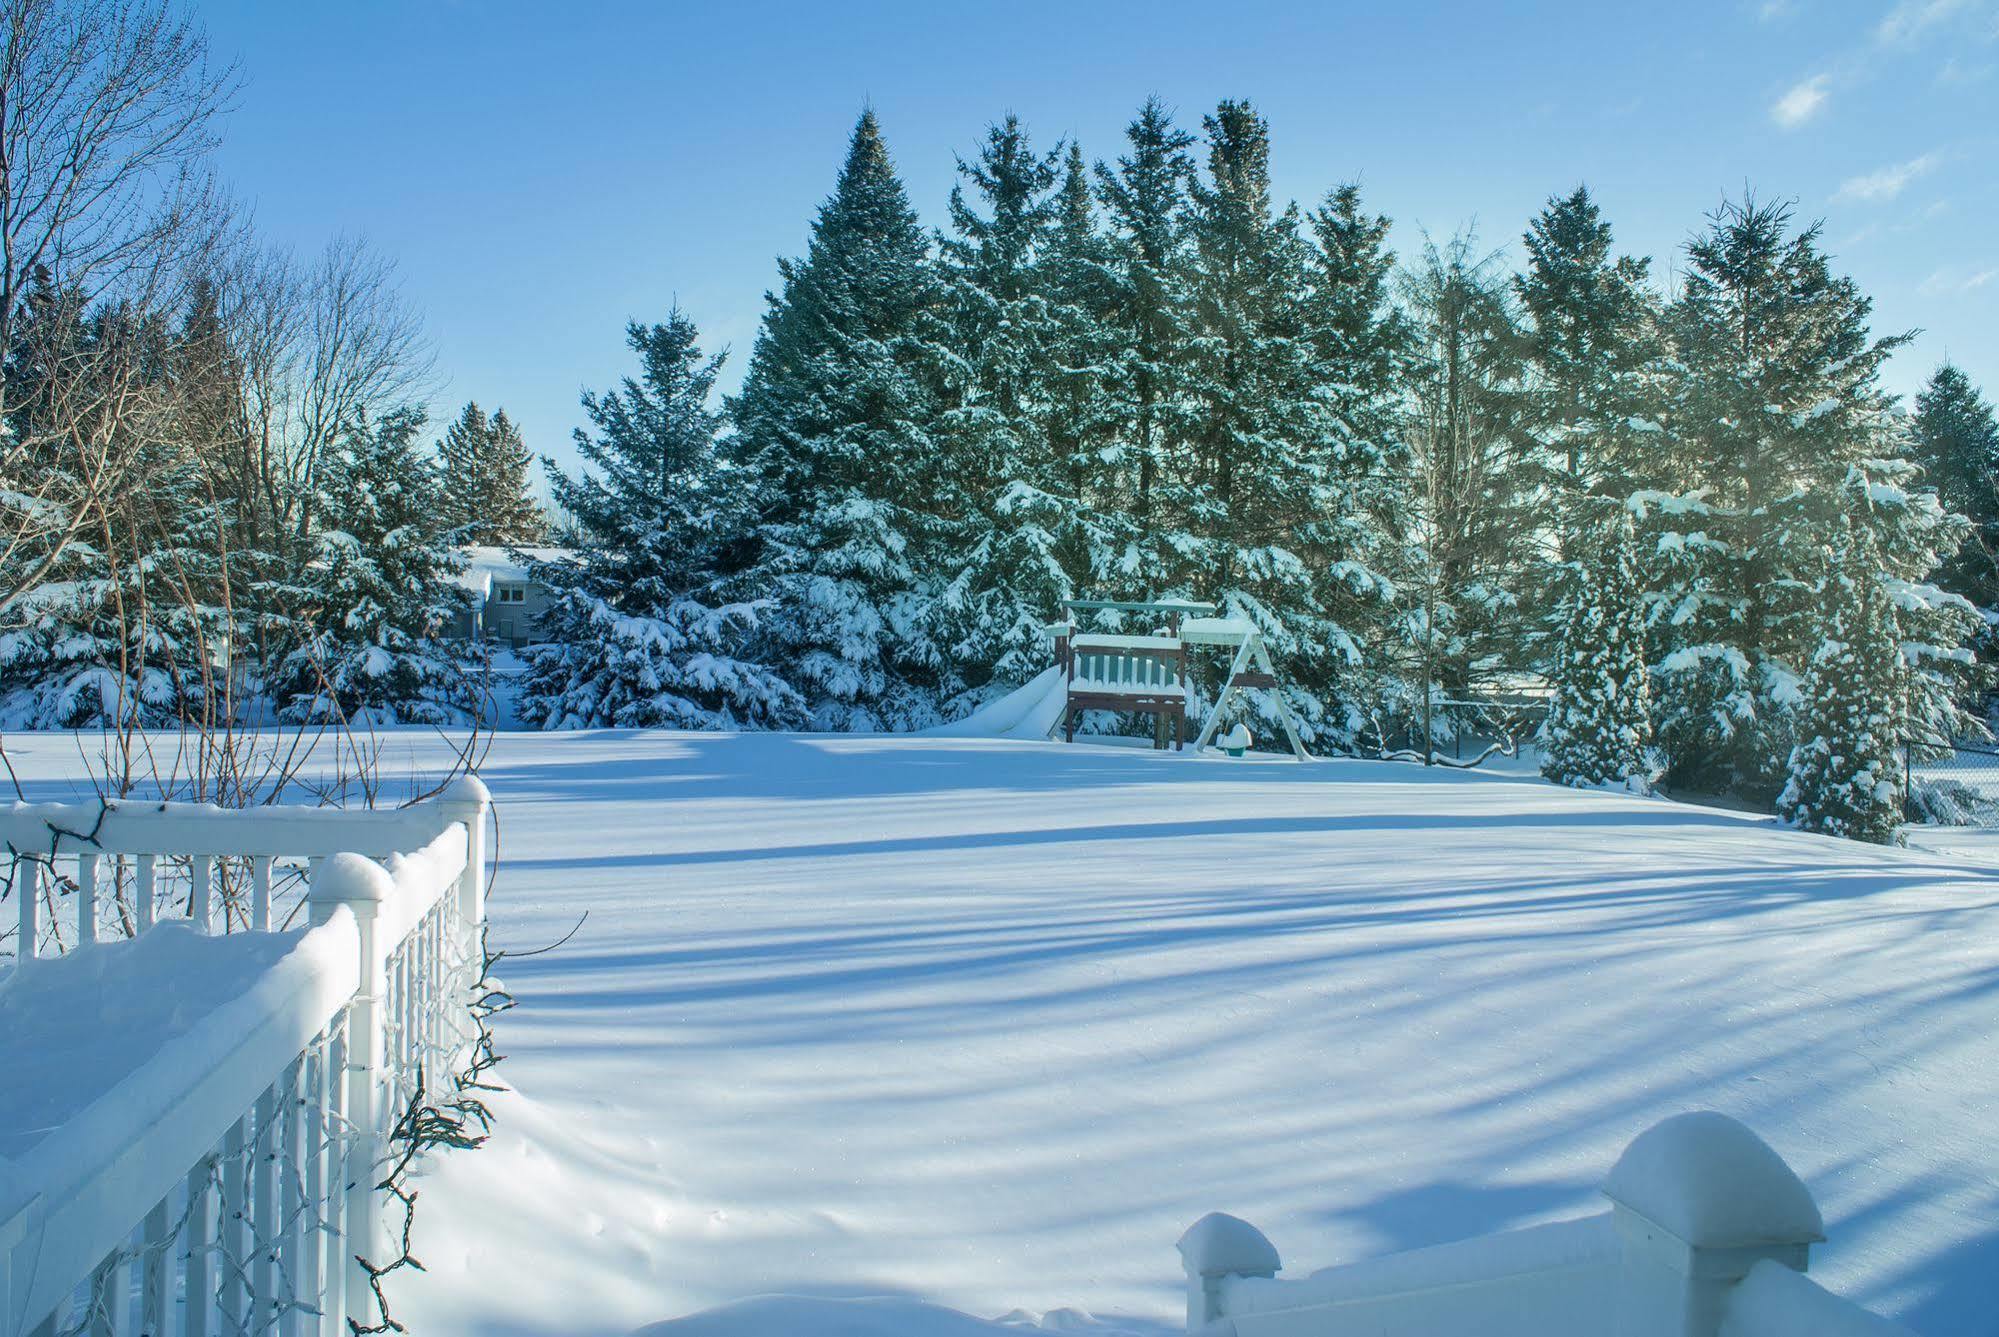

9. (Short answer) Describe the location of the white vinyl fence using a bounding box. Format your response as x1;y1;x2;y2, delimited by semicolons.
0;778;492;1337
1181;1112;1916;1337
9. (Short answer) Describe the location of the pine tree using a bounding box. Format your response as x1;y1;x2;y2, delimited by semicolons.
1041;143;1125;535
725;109;949;730
1175;100;1351;743
482;409;546;542
930;115;1091;710
1516;187;1660;506
1541;507;1653;788
522;311;800;731
1515;188;1664;668
1299;182;1410;745
273;408;475;726
1777;524;1904;843
0;293;228;728
436;402;491;536
1907;363;1999;615
1095;97;1197;590
436;403;546;543
1647;196;1953;799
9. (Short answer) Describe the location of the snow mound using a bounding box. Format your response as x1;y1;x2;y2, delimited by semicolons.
630;1296;1166;1337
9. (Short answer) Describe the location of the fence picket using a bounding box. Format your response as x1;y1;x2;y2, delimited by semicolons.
1;781;491;1337
18;856;41;960
78;854;99;946
190;854;213;933
135;853;156;933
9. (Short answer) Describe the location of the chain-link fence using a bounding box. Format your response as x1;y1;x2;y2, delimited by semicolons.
1906;737;1999;827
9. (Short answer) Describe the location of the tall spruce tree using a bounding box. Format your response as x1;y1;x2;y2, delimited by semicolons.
930;115;1079;709
1777;524;1905;843
1907;363;1999;618
436;402;491;535
0;293;231;729
726;109;949;730
1095;97;1197;591
1299;182;1410;743
1541;507;1653;789
1176;100;1349;742
1515;187;1663;664
1646;196;1965;798
522;312;799;730
483;409;546;542
1041;143;1125;537
436;402;545;543
273;407;474;726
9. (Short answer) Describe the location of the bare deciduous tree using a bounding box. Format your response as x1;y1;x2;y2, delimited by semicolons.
0;0;234;609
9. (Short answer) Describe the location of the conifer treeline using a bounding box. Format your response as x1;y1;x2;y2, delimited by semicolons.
528;101;1994;838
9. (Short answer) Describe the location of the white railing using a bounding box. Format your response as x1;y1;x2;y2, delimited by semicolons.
0;778;491;1337
1180;1112;1919;1337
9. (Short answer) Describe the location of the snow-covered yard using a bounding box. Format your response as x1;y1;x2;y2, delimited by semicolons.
7;731;1997;1336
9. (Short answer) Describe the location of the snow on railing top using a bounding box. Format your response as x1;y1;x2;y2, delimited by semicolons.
1183;1112;1918;1337
0;778;486;860
0;779;489;1337
0;912;361;1328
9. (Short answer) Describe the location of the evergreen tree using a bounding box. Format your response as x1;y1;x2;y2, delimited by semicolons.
436;402;546;543
436;401;491;535
273;408;475;725
1516;187;1660;506
1541;507;1653;789
1094;97;1197;589
1645;196;1960;799
1299;182;1410;744
1176;100;1351;743
1777;524;1904;843
483;409;546;542
928;115;1074;709
726;109;949;730
1514;187;1664;664
523;312;800;730
1907;363;1999;616
1040;143;1126;536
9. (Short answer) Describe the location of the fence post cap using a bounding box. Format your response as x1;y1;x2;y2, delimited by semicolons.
436;774;491;808
310;851;394;906
1178;1212;1281;1278
1604;1112;1824;1248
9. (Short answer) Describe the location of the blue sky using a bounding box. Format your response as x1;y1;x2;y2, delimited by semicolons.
196;0;1997;479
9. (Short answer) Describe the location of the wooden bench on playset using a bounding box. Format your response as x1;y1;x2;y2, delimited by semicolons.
1047;599;1308;758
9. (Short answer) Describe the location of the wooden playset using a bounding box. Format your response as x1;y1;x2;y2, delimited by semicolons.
1046;599;1308;759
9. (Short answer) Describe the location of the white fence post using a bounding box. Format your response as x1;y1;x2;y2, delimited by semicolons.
1604;1111;1825;1337
1177;1212;1281;1330
309;853;397;1321
435;775;491;939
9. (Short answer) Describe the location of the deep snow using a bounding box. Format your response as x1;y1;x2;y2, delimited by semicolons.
3;731;1996;1335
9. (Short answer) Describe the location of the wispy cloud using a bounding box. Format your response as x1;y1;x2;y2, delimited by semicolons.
1834;151;1943;201
1919;264;1999;295
1772;0;1995;127
1876;0;1975;44
1772;73;1833;126
1937;54;1995;83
